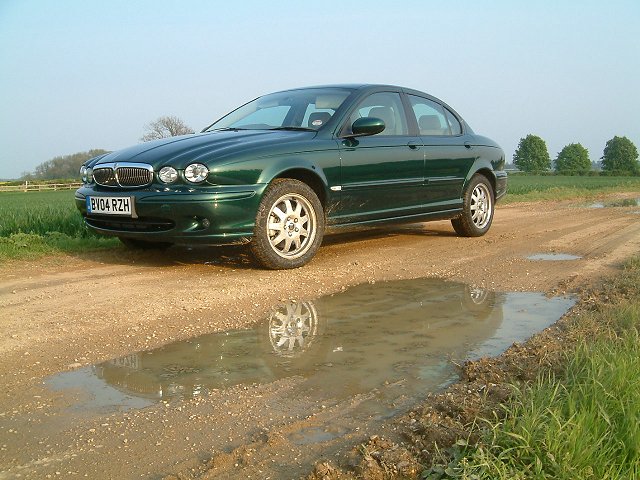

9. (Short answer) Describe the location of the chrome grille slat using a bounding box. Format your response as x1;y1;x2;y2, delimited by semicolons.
93;163;153;188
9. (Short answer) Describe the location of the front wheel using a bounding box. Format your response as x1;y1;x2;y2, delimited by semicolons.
451;174;495;237
250;179;325;269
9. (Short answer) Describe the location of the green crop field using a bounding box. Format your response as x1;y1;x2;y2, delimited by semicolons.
505;175;640;202
0;190;117;259
0;190;88;237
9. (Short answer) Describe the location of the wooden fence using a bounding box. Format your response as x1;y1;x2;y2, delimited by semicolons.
0;182;82;192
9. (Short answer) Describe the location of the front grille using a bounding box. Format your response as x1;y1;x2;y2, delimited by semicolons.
93;162;153;188
86;216;174;232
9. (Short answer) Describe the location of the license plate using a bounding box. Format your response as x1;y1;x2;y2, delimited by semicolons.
86;196;136;217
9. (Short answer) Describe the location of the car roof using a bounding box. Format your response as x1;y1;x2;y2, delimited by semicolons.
272;84;440;99
276;83;402;92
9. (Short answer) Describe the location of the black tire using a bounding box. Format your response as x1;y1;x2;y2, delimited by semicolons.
119;237;173;250
451;174;495;237
250;179;325;269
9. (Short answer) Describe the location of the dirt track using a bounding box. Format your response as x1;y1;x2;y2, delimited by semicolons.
1;197;640;479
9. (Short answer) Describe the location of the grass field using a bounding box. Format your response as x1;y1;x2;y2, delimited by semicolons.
1;175;639;260
0;190;88;237
504;175;640;203
0;190;117;259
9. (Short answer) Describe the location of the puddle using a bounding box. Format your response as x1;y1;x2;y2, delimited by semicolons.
588;198;640;209
527;253;582;261
47;279;575;415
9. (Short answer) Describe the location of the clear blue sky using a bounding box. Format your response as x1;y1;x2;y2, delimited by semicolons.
1;0;638;179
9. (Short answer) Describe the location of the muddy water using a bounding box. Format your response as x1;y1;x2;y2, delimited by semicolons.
47;279;575;417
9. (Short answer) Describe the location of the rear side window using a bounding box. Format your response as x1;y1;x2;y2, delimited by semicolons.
408;95;455;136
444;109;463;135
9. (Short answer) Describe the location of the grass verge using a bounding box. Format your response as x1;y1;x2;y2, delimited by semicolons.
420;258;640;480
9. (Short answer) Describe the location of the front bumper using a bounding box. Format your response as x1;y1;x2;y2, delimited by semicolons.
75;184;266;245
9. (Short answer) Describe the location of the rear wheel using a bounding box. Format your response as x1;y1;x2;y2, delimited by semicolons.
451;174;494;237
119;237;173;250
251;179;325;269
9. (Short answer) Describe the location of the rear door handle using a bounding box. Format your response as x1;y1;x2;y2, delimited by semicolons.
407;141;421;150
464;141;472;149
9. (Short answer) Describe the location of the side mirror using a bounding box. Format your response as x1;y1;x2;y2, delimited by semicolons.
348;117;385;137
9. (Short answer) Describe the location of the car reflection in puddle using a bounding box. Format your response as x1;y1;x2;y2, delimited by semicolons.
47;279;575;414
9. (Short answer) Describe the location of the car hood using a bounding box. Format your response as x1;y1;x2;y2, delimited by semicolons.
90;130;317;170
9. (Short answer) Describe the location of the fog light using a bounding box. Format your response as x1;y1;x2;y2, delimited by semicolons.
202;218;211;228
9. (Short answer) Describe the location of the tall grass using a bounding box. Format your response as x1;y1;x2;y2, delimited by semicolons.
0;190;89;237
0;190;117;259
455;320;640;479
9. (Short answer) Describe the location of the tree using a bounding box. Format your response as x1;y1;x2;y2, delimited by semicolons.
555;143;591;173
513;134;551;172
140;115;194;142
29;149;109;180
601;136;639;175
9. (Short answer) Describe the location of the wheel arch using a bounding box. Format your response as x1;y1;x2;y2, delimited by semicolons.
467;167;497;197
271;168;328;208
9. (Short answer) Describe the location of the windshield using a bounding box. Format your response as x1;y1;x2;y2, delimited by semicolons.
204;88;352;132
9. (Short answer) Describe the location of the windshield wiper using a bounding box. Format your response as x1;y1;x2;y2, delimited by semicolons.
208;127;248;132
270;126;315;132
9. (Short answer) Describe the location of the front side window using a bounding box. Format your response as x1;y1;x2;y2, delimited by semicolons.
408;95;455;136
347;92;408;136
205;89;351;132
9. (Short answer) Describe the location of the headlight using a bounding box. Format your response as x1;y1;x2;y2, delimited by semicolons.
184;163;208;183
159;166;178;184
80;166;93;184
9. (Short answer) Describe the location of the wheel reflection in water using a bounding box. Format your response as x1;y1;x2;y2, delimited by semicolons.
268;301;319;358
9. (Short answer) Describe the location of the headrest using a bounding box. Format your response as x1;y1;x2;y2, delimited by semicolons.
419;115;443;133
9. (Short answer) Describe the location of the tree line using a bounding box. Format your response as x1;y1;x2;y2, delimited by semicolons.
513;135;639;175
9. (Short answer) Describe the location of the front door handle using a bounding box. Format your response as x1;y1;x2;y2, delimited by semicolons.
407;141;421;150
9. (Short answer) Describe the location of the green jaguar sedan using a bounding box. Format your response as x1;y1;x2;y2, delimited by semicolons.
75;84;507;269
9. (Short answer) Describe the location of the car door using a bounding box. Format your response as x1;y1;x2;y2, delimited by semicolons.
407;94;475;209
334;91;424;223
